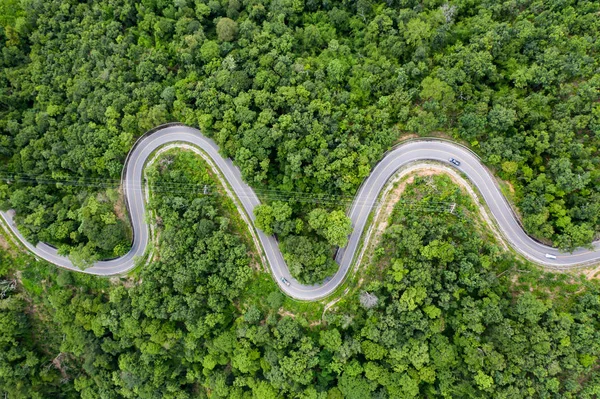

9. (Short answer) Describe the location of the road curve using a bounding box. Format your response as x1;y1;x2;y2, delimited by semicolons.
1;125;599;300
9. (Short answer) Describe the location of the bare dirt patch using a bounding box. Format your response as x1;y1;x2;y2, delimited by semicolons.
393;132;419;144
429;130;456;141
113;187;127;222
277;309;296;319
110;275;139;288
503;179;515;194
247;252;262;272
584;265;600;281
278;308;322;326
0;226;22;258
51;353;70;381
322;287;350;320
367;168;463;268
0;233;11;251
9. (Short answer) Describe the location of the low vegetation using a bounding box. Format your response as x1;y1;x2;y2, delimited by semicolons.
1;166;599;398
1;0;598;266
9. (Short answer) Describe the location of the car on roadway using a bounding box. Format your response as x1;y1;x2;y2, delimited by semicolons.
281;277;291;286
449;158;461;166
545;253;557;259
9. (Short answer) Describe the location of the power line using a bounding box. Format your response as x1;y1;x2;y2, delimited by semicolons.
1;172;461;212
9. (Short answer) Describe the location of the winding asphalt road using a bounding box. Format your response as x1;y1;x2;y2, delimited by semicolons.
1;125;599;300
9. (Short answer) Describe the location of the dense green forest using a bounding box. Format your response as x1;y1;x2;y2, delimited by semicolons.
1;0;600;397
1;0;599;272
2;163;600;398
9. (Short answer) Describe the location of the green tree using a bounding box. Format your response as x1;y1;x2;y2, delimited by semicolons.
281;235;337;284
308;209;352;247
216;17;238;42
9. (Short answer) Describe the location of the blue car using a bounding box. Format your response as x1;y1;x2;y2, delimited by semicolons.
449;158;461;166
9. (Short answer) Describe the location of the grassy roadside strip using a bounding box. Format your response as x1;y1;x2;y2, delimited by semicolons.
0;140;322;319
3;137;598;319
320;163;449;314
448;166;600;272
0;141;265;281
116;141;268;280
138;145;326;318
0;213;32;257
321;161;599;319
396;135;564;247
145;143;267;270
144;146;326;318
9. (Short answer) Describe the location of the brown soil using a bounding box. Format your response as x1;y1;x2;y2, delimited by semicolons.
247;252;262;272
429;130;456;140
113;187;134;245
322;287;350;320
113;187;127;222
584;265;600;281
278;308;323;326
0;233;11;251
370;169;461;266
0;227;21;258
394;132;419;144
277;309;296;318
52;353;69;380
110;276;139;288
504;179;515;194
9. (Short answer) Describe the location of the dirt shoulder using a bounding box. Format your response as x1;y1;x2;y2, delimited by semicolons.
353;163;509;287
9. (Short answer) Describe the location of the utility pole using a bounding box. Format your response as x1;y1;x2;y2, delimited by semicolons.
449;203;456;214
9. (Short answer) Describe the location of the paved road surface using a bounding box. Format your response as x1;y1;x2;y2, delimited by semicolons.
1;125;599;300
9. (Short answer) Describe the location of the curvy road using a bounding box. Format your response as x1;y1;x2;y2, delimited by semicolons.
1;125;599;300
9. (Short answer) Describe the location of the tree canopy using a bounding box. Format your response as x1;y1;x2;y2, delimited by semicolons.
1;0;600;397
2;170;600;398
0;0;598;268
